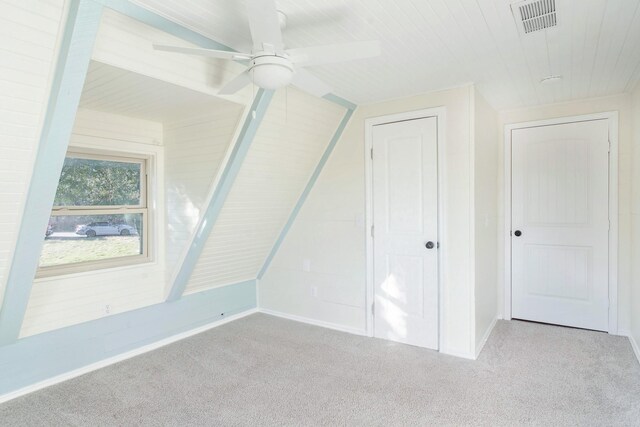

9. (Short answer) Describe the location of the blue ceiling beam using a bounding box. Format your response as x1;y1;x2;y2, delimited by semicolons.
0;0;104;346
95;0;236;52
322;94;357;111
257;106;356;280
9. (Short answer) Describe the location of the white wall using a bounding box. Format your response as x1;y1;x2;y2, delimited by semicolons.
185;89;346;294
0;0;67;309
631;83;640;356
497;93;633;334
164;108;242;281
473;89;499;354
21;109;166;337
260;85;480;358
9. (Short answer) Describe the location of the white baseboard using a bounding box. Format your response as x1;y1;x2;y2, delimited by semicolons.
258;308;367;336
440;348;476;360
614;330;639;366
627;332;640;365
0;308;258;405
475;316;500;359
258;308;489;360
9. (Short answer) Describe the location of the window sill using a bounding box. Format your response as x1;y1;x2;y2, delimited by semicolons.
35;257;160;282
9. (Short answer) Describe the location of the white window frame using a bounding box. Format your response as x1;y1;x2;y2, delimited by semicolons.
37;149;152;277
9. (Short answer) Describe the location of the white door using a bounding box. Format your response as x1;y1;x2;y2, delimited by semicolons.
511;119;609;331
372;117;438;349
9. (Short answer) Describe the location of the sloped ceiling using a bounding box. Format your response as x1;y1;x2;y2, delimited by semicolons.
80;61;238;122
130;0;640;109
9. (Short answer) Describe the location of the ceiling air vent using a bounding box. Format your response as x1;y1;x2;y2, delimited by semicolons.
511;0;557;35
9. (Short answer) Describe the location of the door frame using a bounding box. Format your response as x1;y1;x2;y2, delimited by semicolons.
503;112;619;334
364;107;446;349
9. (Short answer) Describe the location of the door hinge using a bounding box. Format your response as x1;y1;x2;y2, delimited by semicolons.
371;303;375;316
608;140;611;153
370;148;373;160
371;225;374;238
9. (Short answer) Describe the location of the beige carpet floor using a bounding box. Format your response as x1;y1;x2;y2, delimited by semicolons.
1;313;639;426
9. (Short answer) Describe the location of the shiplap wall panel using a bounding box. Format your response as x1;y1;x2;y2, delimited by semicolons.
0;0;66;309
20;109;165;338
185;89;345;294
72;108;163;145
92;8;252;107
165;106;243;280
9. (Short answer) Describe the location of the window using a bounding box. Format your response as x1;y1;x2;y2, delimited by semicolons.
38;150;151;276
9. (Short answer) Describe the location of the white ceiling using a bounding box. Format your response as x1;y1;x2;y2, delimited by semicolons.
130;0;640;109
80;61;238;122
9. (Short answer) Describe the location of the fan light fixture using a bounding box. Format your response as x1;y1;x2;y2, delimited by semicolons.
152;0;380;97
249;56;294;90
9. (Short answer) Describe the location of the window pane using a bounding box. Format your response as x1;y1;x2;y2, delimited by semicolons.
54;157;142;206
40;214;144;268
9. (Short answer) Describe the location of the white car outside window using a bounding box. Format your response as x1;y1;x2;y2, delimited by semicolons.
76;222;137;237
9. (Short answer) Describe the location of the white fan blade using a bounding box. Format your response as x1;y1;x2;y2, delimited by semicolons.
291;69;333;98
218;70;252;95
287;40;381;67
245;0;284;51
153;44;252;60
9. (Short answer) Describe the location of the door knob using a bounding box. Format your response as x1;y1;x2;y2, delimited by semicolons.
514;230;522;237
425;241;435;249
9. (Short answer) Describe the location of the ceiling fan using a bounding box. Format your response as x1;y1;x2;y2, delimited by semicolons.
153;0;380;98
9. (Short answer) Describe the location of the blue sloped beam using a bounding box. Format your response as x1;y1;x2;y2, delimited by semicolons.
322;93;357;111
95;0;236;52
257;107;355;279
0;0;104;346
167;89;275;302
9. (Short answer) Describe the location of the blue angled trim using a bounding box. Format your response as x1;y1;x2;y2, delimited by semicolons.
257;107;355;279
0;0;104;346
167;89;275;301
94;0;235;52
0;280;256;396
322;93;357;111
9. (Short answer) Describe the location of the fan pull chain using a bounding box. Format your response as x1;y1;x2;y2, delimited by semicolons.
251;69;256;119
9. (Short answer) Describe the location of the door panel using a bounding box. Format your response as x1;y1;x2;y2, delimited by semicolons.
511;119;609;331
523;139;589;225
524;245;590;300
386;137;423;234
372;117;438;349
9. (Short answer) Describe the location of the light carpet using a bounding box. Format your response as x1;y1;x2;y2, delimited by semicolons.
1;313;639;426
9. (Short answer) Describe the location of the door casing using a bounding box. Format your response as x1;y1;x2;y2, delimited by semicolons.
503;112;619;334
364;107;446;349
